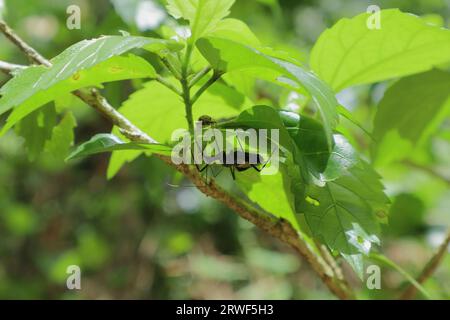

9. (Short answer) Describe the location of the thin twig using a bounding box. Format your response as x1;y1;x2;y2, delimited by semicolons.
180;43;195;135
189;66;212;88
155;75;182;96
0;19;354;300
180;76;194;134
0;60;26;74
316;241;345;281
400;228;450;300
0;20;51;67
191;70;223;105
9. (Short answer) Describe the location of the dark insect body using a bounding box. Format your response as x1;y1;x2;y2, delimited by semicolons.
194;114;271;180
196;150;267;180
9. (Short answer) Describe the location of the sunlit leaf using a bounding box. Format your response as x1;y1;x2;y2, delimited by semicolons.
166;0;235;41
0;35;181;116
67;134;172;161
310;9;450;91
0;55;158;135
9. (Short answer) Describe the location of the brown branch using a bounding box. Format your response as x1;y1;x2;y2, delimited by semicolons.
0;19;354;300
0;20;51;67
400;228;450;300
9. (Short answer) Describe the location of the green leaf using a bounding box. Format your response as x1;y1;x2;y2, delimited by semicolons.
0;55;156;135
210;18;260;46
107;79;248;178
298;135;389;258
166;0;235;41
372;69;450;165
45;112;77;160
385;193;425;237
310;9;450;91
67;134;172;161
281;111;331;177
278;111;388;268
217;105;294;153
0;34;181;116
320;134;358;182
15;104;57;161
197;36;338;149
236;169;300;231
280;111;356;184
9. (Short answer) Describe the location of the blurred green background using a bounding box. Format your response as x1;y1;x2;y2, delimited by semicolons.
0;0;449;299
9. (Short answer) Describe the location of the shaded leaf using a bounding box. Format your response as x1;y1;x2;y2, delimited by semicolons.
45;112;77;160
15;104;57;161
281;111;331;177
298;135;389;259
372;69;450;165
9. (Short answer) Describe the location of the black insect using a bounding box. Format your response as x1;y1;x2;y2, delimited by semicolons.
196;149;268;180
171;115;274;185
197;115;217;127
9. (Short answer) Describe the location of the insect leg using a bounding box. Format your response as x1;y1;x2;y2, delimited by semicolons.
251;164;262;172
211;165;223;178
230;166;236;180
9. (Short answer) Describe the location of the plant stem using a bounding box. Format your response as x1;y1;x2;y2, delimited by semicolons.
191;70;223;105
180;43;195;134
189;66;212;88
181;77;194;134
182;43;193;77
155;75;182;96
161;57;181;80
